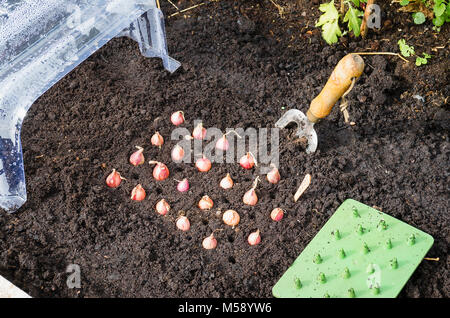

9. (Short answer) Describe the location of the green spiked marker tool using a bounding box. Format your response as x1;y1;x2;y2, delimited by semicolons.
342;267;351;279
272;199;434;298
294;277;302;289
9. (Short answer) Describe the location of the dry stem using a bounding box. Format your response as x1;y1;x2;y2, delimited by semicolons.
356;52;409;63
294;174;311;202
269;0;284;17
167;0;179;10
169;2;206;18
339;77;356;123
360;0;376;38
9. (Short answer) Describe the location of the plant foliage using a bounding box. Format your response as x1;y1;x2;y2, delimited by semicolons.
400;0;450;31
316;0;365;45
398;39;432;66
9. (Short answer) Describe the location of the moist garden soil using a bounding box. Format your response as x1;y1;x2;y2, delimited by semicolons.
0;0;449;298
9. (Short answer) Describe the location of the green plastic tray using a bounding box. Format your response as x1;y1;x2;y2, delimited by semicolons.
272;199;434;298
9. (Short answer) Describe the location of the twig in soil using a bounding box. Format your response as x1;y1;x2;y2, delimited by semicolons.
269;0;284;18
356;52;409;63
365;62;375;70
423;257;439;261
294;174;311;202
169;2;206;17
431;46;445;52
166;0;179;10
360;0;376;38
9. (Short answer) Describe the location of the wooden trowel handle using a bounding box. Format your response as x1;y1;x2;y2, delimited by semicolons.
306;54;365;123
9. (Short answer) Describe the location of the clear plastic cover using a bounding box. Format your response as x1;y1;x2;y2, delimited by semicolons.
0;0;180;212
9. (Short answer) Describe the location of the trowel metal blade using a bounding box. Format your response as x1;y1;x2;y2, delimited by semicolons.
275;109;318;154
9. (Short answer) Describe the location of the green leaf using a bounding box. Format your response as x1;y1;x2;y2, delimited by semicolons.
316;1;342;45
432;25;442;31
316;1;339;27
433;14;446;26
415;53;431;66
350;0;360;7
400;0;410;6
321;19;342;44
412;12;426;24
415;57;427;66
344;6;363;37
398;39;415;57
434;3;446;16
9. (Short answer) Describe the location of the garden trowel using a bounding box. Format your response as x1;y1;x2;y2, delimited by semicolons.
275;53;365;154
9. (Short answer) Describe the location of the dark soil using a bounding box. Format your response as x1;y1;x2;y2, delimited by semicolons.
0;0;448;298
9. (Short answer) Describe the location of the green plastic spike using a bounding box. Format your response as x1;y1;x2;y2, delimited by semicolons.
294;277;302;289
366;263;375;274
385;238;393;249
377;220;388;231
356;224;365;235
372;285;380;295
407;234;416;246
348;288;356;298
272;199;434;298
317;272;326;284
342;267;351;279
362;242;370;254
313;254;322;264
334;229;341;240
352;206;360;218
